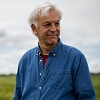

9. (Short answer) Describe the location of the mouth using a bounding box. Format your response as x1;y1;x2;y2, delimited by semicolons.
47;34;57;38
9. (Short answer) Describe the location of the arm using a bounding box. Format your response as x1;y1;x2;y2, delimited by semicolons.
73;53;95;100
13;61;22;100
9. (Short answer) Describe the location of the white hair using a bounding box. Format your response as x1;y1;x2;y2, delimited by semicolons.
28;2;62;27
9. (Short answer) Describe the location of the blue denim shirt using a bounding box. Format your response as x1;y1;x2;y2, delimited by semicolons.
13;39;95;100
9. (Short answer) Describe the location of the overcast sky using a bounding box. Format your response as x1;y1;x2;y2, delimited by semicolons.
0;0;100;74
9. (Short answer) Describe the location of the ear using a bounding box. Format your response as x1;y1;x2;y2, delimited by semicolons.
31;24;38;35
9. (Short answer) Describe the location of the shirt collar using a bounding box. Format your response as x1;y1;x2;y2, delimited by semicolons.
36;38;62;56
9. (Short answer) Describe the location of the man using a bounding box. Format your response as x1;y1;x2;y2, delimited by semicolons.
13;2;95;100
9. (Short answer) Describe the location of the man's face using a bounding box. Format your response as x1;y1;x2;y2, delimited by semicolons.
33;10;60;47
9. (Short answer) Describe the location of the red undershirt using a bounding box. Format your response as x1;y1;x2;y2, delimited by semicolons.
41;54;48;68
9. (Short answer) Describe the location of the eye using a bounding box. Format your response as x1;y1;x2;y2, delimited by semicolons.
55;22;60;27
43;23;51;28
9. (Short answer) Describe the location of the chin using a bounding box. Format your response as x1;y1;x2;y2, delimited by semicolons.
48;39;58;45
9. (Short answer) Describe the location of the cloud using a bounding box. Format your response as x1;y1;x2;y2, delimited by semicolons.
89;60;100;73
0;31;38;74
0;0;100;74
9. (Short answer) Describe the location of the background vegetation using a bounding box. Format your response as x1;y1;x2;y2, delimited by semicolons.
0;74;100;100
91;74;100;100
0;75;15;100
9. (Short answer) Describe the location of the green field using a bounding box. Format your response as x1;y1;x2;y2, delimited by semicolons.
0;75;15;100
0;74;100;100
91;74;100;100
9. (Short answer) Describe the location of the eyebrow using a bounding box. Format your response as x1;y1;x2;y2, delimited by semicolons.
43;20;60;24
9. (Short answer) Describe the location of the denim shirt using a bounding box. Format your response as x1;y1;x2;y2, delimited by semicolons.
13;39;95;100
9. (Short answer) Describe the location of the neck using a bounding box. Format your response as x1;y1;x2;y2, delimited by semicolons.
39;43;56;55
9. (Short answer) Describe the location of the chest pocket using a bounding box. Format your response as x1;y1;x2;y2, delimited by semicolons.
49;70;72;89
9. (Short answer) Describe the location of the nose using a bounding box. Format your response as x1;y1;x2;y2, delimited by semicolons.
50;23;56;32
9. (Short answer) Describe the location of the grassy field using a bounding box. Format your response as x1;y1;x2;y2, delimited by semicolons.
0;74;100;100
0;75;15;100
91;74;100;100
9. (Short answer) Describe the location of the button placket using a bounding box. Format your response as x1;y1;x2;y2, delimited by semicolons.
36;56;43;99
36;54;51;99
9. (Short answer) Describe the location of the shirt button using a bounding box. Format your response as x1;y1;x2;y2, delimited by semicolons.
53;54;56;56
36;53;38;56
39;73;41;75
40;59;42;62
39;87;41;90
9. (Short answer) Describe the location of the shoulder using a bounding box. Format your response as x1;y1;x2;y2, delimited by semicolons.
61;43;83;56
19;46;38;62
61;43;88;63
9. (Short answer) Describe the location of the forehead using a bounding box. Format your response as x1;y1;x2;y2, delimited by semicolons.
37;10;60;23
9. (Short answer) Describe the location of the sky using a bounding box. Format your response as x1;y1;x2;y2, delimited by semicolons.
0;0;100;74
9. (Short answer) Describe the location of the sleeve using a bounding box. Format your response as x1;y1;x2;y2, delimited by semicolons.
13;60;22;100
73;53;95;100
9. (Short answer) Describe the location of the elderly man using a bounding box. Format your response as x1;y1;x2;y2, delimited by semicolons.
13;2;95;100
